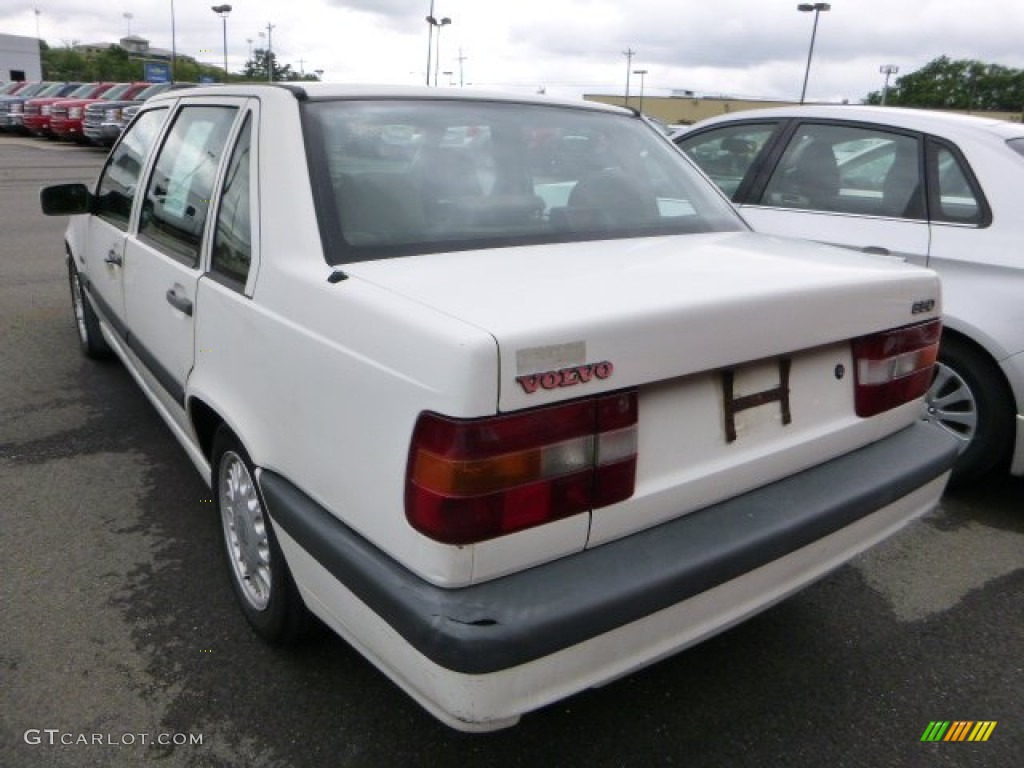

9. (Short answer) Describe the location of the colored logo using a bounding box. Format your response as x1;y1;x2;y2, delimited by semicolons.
920;721;997;742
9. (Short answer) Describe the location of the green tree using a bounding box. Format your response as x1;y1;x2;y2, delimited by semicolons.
239;48;321;82
41;41;223;84
865;56;1024;111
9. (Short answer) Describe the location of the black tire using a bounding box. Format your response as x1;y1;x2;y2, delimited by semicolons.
67;258;112;360
925;336;1015;482
212;427;309;644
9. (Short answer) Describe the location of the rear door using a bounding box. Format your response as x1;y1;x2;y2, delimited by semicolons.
122;100;243;407
736;120;931;265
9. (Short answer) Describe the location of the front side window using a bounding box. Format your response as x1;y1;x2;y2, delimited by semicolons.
138;105;238;266
675;123;778;199
758;124;924;219
94;108;168;229
303;100;745;265
210;114;253;288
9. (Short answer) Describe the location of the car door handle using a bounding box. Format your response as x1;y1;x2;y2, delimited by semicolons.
862;246;890;256
104;249;123;266
165;287;193;316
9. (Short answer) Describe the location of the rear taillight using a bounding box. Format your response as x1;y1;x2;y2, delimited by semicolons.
406;391;638;544
852;319;941;417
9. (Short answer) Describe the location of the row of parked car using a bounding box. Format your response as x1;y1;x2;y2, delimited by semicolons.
0;79;191;145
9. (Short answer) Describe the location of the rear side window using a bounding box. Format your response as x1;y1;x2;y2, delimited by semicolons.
94;108;168;229
1008;138;1024;158
758;124;924;219
138;105;238;267
675;123;778;199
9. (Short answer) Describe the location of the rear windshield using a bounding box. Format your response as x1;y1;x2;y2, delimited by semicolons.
303;99;745;265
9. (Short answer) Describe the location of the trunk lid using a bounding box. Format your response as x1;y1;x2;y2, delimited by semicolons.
346;232;939;410
348;232;941;553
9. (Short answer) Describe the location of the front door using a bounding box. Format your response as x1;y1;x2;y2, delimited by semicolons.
82;107;169;333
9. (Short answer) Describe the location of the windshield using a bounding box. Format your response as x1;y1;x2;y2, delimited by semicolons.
303;99;745;265
14;82;48;98
37;83;68;97
102;84;132;100
68;83;99;98
135;83;170;99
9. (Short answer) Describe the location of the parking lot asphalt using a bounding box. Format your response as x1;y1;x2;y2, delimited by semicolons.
0;137;1021;767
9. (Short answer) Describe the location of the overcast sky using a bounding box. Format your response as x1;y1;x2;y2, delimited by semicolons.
6;1;1024;103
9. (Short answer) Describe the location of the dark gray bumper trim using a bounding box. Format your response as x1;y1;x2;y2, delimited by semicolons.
259;422;958;674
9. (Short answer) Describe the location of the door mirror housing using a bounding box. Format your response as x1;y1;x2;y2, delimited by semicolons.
40;183;93;216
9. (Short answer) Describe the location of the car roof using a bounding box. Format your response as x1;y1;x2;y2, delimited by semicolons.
146;82;632;116
681;104;1024;142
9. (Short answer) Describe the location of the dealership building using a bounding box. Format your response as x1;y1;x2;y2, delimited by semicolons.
0;33;43;81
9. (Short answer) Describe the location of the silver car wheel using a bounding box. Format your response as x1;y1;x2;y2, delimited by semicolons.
219;450;272;611
923;361;977;455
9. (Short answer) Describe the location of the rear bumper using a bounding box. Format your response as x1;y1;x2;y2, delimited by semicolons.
261;421;957;729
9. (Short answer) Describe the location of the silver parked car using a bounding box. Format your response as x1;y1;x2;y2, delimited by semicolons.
674;106;1024;481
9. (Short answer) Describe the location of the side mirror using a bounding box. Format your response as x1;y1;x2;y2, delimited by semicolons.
40;183;93;216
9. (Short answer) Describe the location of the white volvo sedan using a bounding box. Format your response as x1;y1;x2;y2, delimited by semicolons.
41;84;957;731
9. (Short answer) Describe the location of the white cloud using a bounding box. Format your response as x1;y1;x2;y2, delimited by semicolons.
5;0;1024;103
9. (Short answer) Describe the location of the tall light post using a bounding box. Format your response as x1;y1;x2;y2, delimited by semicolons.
797;3;830;104
879;64;899;105
623;48;636;107
265;23;275;82
170;0;178;81
123;12;133;36
633;68;648;113
427;15;451;87
211;5;232;81
424;1;435;86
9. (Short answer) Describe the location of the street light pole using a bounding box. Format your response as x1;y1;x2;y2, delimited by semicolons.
633;69;648;113
211;5;232;81
879;64;899;105
427;15;451;87
797;3;830;104
170;0;178;81
623;48;636;107
425;1;434;87
265;23;275;82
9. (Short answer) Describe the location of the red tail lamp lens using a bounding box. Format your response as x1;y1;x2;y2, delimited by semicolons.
406;391;638;544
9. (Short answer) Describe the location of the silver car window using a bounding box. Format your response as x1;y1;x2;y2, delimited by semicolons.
760;124;924;219
675;123;778;199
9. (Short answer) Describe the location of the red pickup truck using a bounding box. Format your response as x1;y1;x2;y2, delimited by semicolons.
50;82;149;141
23;83;115;137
